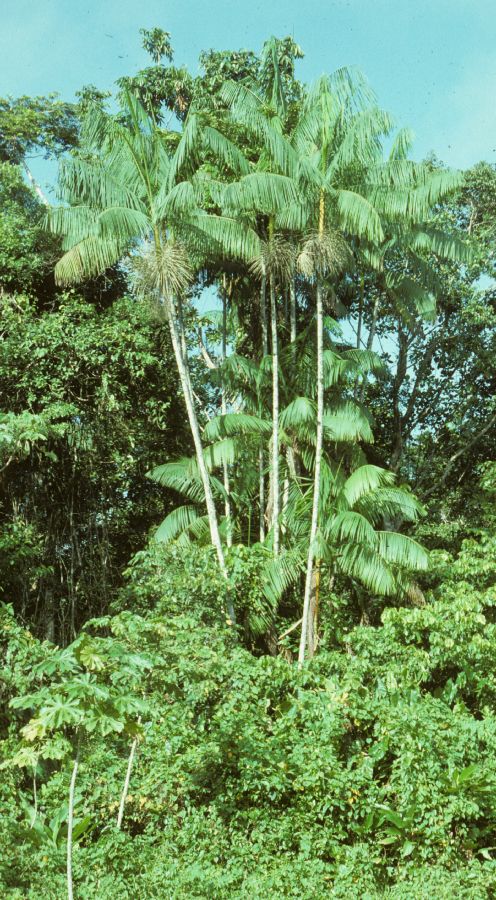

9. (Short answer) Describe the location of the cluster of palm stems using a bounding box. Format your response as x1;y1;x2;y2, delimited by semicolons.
49;51;467;664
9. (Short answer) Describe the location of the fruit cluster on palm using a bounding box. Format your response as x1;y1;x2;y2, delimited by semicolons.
48;45;467;662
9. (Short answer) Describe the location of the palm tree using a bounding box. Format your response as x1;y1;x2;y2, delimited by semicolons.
48;92;259;622
148;330;429;651
288;73;466;664
283;73;391;663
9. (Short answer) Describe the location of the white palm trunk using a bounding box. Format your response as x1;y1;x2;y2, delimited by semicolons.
269;274;280;556
117;736;138;830
289;276;297;345
67;744;79;900
221;289;233;548
164;295;235;623
259;272;268;542
298;280;324;666
284;275;297;518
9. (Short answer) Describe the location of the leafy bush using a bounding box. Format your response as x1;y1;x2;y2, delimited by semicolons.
1;534;496;896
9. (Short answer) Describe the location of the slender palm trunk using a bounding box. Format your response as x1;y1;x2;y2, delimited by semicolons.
298;280;324;667
67;742;80;900
221;288;233;548
117;735;138;830
258;450;265;542
260;273;269;358
259;273;268;542
307;561;321;658
289;276;297;346
283;275;297;529
164;294;235;623
269;273;280;556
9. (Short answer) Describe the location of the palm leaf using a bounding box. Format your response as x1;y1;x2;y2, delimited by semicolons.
154;505;200;543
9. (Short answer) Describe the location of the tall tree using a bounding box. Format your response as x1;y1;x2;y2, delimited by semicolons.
48;92;258;622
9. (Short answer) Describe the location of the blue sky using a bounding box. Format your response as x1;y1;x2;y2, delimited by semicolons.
2;0;496;186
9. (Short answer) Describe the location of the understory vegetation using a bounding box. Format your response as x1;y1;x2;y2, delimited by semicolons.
1;27;496;898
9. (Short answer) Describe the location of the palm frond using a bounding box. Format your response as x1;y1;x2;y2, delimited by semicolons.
154;505;200;543
202;125;251;175
338;543;396;595
336;189;384;243
377;531;429;570
187;213;260;262
203;413;272;441
55;235;124;285
324;403;374;443
343;465;395;506
327;510;378;547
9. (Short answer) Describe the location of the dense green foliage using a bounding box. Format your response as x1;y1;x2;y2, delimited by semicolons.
1;26;496;898
3;535;496;897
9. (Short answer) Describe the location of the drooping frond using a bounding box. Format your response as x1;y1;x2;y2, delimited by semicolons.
341;348;385;374
203;438;238;471
168;112;200;184
203;413;272;441
376;531;429;570
176;514;213;547
279;397;315;431
154;505;200;543
408;226;473;264
327;510;378;547
262;547;304;605
58;156;146;213
55;235;124;285
187;213;260;262
354;487;424;524
202;126;251;176
323;350;349;387
336;189;385;243
386;273;436;324
326;66;376;111
338;543;396;595
220;80;298;176
154;180;197;221
342;465;395;506
222;172;301;216
324;402;374;443
327;106;394;175
147;458;206;504
388;127;415;161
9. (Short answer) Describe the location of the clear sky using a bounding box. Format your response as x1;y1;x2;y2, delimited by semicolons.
2;0;496;180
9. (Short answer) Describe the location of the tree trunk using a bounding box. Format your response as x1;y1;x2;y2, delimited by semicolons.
260;273;269;358
307;561;321;659
284;275;297;518
221;288;233;547
164;295;235;623
289;276;297;346
298;281;324;667
117;736;138;830
390;322;408;472
67;742;79;900
259;272;268;543
269;274;280;556
259;449;265;542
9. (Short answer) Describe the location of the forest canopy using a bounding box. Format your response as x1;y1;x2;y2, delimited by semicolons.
1;26;496;899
